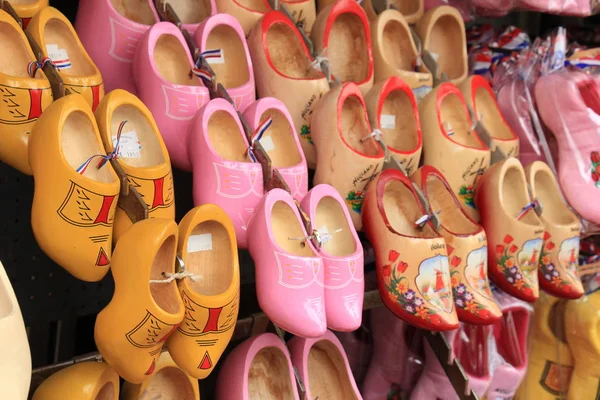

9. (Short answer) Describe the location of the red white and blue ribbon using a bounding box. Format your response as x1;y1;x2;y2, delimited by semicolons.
76;120;127;174
27;57;53;77
191;58;213;83
201;49;223;62
491;26;530;51
246;117;273;162
516;200;539;221
565;55;600;69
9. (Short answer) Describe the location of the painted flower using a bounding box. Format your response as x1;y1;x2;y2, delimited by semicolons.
466;301;478;313
546;242;556;250
447;245;455;256
552;270;559;277
515;280;525;289
516;273;522;280
456;298;465;307
496;245;505;254
552;276;563;285
593;171;600;182
414;297;424;307
383;264;391;277
509;244;518;253
508;276;514;283
396;280;408;294
504;235;514;244
592;151;600;163
450;256;462;268
451;276;460;286
389;291;399;302
465;292;473;301
416;306;429;319
545;274;551;281
506;259;515;268
542;255;551;265
547;264;554;271
404;290;416;301
405;304;415;314
510;266;518;274
543;231;551;240
389;250;400;262
397;261;408;273
457;284;467;294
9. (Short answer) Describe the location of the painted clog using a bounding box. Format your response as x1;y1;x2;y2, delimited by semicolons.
0;262;31;400
11;0;48;28
75;0;159;94
311;83;385;230
247;10;329;168
419;82;490;222
364;77;422;176
412;166;501;325
535;70;600;224
370;10;432;100
95;89;175;243
27;7;104;111
414;6;467;85
0;9;52;175
134;22;210;171
525;161;583;299
248;188;326;337
242;97;307;201
95;218;185;384
459;75;520;158
361;169;458;331
288;330;362;399
310;0;374;94
194;13;255;112
475;158;544;302
300;184;364;331
565;291;600;400
32;362;119;400
282;0;316;35
515;294;573;400
361;0;424;24
167;205;240;379
216;333;300;400
215;0;271;35
29;94;119;282
121;351;200;400
188;98;263;249
169;0;216;34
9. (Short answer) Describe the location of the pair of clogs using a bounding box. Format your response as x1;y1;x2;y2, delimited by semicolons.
29;90;175;282
0;7;102;174
216;331;361;399
248;185;364;337
95;205;240;383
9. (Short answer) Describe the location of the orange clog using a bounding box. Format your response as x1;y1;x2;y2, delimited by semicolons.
29;94;119;282
32;362;119;400
11;0;48;28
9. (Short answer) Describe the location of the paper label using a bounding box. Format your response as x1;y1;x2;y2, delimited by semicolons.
444;122;455;136
187;234;213;253
46;44;71;69
260;136;275;152
380;114;396;129
206;49;225;65
112;131;141;159
318;226;333;245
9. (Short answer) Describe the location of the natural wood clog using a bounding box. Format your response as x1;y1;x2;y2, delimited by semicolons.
361;0;423;24
215;0;272;36
282;0;316;35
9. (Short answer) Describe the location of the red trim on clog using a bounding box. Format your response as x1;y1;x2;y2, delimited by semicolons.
469;75;517;142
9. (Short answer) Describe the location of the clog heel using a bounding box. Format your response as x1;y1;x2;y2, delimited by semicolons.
27;7;104;111
95;89;175;243
94;218;185;383
32;362;119;400
29;94;119;282
0;9;52;175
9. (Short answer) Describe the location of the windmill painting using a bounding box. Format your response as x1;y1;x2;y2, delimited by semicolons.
517;238;544;283
465;246;493;299
558;236;580;280
416;254;453;313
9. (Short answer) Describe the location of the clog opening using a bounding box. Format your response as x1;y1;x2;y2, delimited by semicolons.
341;95;381;156
315;196;356;257
427;14;464;80
383;180;438;238
0;21;40;78
258;109;303;167
0;277;14;319
272;200;316;256
248;347;296;400
206;24;250;88
143;366;196;400
502;166;541;226
237;0;270;12
44;19;97;77
426;174;479;235
328;13;369;84
307;340;359;400
454;324;489;378
154;34;202;86
533;169;577;225
149;235;182;315
440;93;485;149
62;110;117;184
492;308;528;368
380;89;419;152
208;110;249;161
186;220;233;296
169;0;213;24
382;19;420;72
95;382;115;400
110;0;156;25
111;104;166;168
474;87;515;140
267;22;323;79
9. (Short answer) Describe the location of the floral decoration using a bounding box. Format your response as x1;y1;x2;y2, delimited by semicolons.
450;256;486;316
591;151;600;187
539;232;569;288
300;124;313;145
459;184;476;209
495;234;534;297
345;190;366;214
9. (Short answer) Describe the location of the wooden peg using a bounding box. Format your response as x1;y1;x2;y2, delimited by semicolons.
153;0;182;28
109;159;149;223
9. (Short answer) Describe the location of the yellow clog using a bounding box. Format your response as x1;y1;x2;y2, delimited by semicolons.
11;0;48;28
27;7;104;111
95;218;185;384
0;9;52;175
121;351;200;400
29;94;119;282
167;204;240;379
95;89;175;243
32;361;119;400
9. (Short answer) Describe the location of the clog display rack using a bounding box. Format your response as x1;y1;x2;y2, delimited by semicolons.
2;0;600;399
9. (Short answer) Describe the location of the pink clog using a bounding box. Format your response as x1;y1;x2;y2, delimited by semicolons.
216;333;300;400
188;98;264;249
168;0;217;34
242;98;308;201
248;188;326;338
194;13;255;112
535;70;600;224
300;184;364;331
75;0;159;94
288;330;362;399
134;22;210;171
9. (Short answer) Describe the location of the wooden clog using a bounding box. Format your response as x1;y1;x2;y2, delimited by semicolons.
32;362;119;400
215;0;272;35
12;0;48;28
361;0;423;24
282;0;316;35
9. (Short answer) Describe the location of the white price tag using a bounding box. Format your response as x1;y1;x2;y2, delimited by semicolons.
112;131;141;159
206;49;225;65
188;234;213;253
259;136;275;152
317;226;333;245
380;114;396;129
46;44;71;69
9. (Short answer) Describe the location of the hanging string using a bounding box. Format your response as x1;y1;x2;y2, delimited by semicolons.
149;271;203;284
360;129;384;143
246;116;273;162
288;228;343;247
414;211;441;228
27;57;53;78
190;57;213;84
516;200;539;221
75;120;127;175
308;49;328;72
